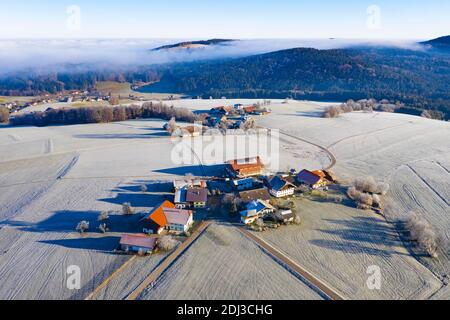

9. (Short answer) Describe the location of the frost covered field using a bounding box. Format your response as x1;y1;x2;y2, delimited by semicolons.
0;99;449;300
140;223;324;300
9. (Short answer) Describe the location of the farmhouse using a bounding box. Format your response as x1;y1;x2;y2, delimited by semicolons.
141;200;194;234
243;106;255;114
227;156;264;178
119;234;157;254
266;176;296;198
211;106;234;116
185;187;208;208
240;200;275;225
164;208;194;234
296;169;327;189
239;187;271;203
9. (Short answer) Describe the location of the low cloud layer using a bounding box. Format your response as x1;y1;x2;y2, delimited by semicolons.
0;38;424;75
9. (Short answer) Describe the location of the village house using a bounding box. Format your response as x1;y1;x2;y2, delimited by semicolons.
164;208;194;234
141;200;194;235
119;234;157;255
211;105;234;116
232;177;254;191
239;187;271;203
266;176;296;198
185;187;208;208
240;200;276;225
227;156;264;178
296;169;327;189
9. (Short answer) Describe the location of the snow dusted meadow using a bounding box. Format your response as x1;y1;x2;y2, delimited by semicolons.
0;99;449;299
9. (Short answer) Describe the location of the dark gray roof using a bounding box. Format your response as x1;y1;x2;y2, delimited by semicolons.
239;188;271;202
296;170;321;185
268;176;294;191
185;188;208;202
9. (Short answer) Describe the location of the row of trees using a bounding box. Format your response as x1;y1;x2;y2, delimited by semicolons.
10;102;200;127
324;99;446;120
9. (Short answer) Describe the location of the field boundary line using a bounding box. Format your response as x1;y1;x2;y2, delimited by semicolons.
407;164;450;206
237;227;345;300
266;127;337;170
84;255;137;300
125;220;212;300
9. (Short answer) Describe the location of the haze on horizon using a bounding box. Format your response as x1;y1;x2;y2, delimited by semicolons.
0;0;449;40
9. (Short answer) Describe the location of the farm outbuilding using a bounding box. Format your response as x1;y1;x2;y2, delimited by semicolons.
119;234;157;255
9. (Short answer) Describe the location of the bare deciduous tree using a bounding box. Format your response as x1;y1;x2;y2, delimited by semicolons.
158;235;180;251
76;221;89;234
98;211;109;222
98;223;109;233
122;202;134;215
405;211;439;258
255;218;265;228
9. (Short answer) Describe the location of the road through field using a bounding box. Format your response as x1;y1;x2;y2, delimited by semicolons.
237;227;345;300
126;220;213;300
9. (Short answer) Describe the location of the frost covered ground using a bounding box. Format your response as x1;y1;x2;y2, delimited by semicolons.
0;99;449;299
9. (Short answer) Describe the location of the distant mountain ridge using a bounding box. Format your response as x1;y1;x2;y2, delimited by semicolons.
420;35;450;50
147;46;450;119
152;39;235;51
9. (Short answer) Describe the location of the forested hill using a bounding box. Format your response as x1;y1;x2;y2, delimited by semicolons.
1;45;449;119
421;35;450;50
153;47;450;118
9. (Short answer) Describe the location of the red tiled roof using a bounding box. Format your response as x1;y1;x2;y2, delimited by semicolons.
120;234;157;249
163;208;192;225
229;156;264;172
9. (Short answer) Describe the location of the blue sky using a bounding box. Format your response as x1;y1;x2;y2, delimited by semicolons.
0;0;449;39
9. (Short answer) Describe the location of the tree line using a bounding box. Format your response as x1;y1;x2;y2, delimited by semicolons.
10;102;200;127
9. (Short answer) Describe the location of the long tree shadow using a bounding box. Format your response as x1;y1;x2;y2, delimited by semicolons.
39;236;121;252
5;210;143;234
154;164;227;177
309;216;410;257
74;132;169;139
100;180;175;207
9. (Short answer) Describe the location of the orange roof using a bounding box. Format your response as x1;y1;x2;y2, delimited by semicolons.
229;156;264;172
147;200;175;227
312;170;326;180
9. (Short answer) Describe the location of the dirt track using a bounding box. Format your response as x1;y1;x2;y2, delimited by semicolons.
126;221;213;300
237;227;345;300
